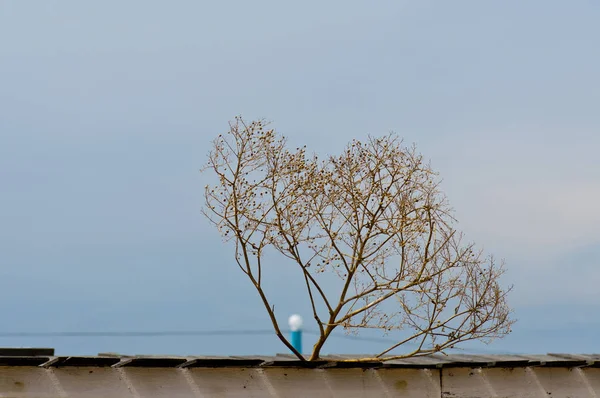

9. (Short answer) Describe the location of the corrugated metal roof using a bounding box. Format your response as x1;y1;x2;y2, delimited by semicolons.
1;353;600;368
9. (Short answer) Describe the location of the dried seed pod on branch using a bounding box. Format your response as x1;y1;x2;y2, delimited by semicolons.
203;117;513;361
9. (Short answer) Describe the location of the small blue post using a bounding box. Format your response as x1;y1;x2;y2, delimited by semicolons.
288;314;303;354
290;330;302;354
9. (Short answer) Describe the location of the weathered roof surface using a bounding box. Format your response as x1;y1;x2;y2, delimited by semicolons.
1;353;600;368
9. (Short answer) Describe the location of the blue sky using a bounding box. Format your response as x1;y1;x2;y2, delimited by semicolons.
1;0;599;356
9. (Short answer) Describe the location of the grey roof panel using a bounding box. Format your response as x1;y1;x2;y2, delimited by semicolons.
382;354;455;368
44;356;121;367
231;355;293;362
114;357;188;368
0;356;50;366
325;361;383;369
261;359;320;367
0;348;54;356
2;353;600;369
180;357;264;368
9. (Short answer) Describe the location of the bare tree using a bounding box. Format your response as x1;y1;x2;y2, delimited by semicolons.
203;117;513;361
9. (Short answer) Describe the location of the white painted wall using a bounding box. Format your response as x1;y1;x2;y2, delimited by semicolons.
0;366;599;397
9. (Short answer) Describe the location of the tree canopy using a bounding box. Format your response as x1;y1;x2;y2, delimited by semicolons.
203;117;513;361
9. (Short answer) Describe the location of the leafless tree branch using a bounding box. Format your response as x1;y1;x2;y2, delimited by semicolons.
202;117;514;361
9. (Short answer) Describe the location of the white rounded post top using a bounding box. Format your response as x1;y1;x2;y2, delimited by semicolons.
288;314;303;331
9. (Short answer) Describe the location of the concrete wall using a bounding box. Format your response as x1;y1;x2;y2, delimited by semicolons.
1;365;599;397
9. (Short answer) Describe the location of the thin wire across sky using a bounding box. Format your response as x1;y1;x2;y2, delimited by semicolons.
0;329;515;354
